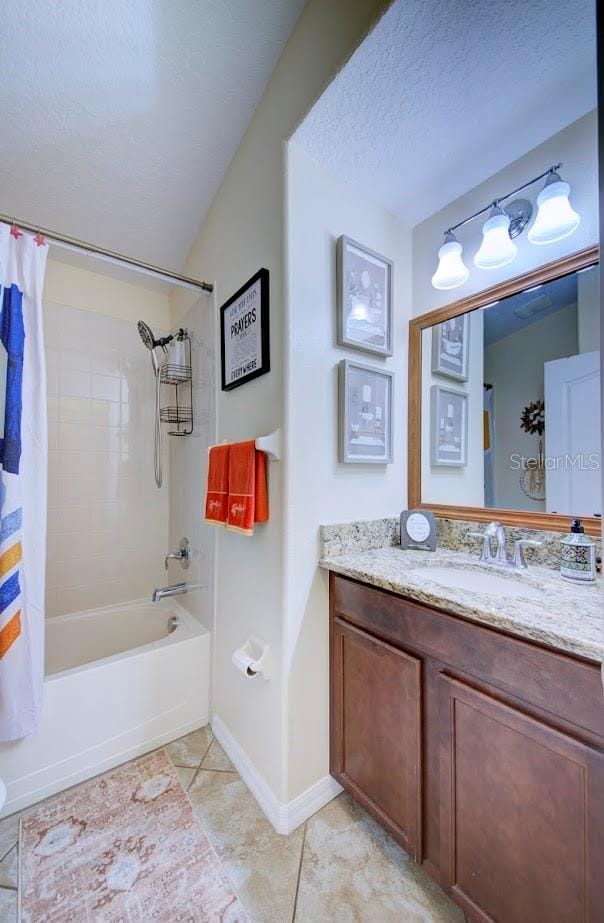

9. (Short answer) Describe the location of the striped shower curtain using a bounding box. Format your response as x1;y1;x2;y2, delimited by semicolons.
0;224;47;740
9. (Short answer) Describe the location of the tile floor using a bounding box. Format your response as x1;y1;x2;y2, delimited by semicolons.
0;728;464;921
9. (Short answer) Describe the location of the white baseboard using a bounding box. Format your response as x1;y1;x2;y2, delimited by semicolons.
211;715;342;835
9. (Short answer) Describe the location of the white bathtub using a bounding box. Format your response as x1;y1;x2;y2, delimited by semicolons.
0;599;210;817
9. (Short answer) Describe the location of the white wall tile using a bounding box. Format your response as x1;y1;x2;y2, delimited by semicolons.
45;301;171;617
60;368;91;399
92;373;121;402
59;396;91;424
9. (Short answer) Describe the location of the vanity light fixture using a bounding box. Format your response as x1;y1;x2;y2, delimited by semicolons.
527;170;581;245
431;164;580;290
431;231;470;290
474;205;517;269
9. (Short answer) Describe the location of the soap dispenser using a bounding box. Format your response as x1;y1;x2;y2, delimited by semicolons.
560;519;596;583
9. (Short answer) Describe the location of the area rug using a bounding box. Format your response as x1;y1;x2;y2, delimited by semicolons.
19;749;249;922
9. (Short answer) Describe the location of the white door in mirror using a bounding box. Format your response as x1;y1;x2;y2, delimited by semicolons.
544;350;601;517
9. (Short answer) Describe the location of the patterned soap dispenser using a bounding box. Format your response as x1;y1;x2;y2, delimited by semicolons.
560;519;596;583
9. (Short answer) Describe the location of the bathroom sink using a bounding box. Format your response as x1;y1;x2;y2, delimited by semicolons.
408;565;543;601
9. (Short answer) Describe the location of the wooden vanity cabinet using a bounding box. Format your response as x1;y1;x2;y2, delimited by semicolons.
329;572;604;923
330;617;422;858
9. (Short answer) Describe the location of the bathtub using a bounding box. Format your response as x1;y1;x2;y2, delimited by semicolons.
0;599;210;817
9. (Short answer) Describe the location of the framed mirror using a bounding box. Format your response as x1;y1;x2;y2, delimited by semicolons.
408;246;601;535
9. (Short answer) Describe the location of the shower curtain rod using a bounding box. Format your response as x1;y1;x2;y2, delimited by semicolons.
0;212;214;294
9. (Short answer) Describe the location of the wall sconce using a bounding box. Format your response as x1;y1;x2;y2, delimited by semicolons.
431;164;580;290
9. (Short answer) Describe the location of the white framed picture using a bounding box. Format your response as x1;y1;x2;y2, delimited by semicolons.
431;313;470;381
339;359;394;464
336;236;393;356
430;385;468;467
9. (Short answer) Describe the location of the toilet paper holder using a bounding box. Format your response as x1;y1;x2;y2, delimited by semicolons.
232;635;271;680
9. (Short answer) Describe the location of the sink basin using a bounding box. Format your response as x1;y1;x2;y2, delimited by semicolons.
408;565;543;601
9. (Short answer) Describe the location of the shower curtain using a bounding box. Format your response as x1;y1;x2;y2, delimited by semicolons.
0;223;47;741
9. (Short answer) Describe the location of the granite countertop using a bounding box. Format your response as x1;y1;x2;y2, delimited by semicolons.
320;546;604;664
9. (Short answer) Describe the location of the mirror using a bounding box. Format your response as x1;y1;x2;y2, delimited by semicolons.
412;251;601;527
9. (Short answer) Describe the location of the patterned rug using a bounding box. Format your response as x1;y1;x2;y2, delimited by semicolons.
19;749;249;922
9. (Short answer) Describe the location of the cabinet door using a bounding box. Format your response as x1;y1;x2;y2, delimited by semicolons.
331;617;422;859
439;675;604;922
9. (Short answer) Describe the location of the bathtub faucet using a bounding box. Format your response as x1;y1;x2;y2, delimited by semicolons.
152;582;188;603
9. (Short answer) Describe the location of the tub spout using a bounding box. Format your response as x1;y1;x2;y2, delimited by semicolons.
152;582;188;603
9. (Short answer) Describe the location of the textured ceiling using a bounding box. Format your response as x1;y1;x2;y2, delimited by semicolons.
1;0;305;270
293;0;597;228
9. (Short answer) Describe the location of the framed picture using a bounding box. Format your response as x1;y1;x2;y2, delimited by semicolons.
430;385;468;467
220;268;270;391
431;313;470;381
339;359;393;464
336;235;393;356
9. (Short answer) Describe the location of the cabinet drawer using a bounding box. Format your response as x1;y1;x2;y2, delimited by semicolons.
330;617;422;859
331;573;604;741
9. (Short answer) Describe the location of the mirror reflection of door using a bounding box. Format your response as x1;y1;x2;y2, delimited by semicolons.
544;350;600;517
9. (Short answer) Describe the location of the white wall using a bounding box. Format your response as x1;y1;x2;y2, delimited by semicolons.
44;260;170;616
420;311;484;507
485;305;578;511
284;143;410;798
44;259;170;328
413;111;598;318
171;0;389;802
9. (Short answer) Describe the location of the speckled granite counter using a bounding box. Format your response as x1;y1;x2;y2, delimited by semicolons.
320;545;604;664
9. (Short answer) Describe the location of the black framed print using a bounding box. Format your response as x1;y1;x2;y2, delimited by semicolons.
220;269;270;391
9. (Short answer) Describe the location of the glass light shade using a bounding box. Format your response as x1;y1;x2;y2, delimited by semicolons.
431;235;469;290
527;176;580;245
474;209;517;269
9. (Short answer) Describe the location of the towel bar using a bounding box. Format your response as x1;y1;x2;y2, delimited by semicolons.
255;429;281;461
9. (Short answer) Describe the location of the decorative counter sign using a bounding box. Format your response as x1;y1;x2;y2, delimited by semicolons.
220;269;270;391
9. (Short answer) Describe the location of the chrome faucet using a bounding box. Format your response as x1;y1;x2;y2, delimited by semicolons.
152;579;206;603
468;522;542;569
152;582;188;603
164;537;191;570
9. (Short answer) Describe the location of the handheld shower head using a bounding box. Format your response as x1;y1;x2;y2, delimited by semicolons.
137;320;156;351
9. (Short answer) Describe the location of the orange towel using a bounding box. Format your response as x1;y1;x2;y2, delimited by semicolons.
205;444;230;525
227;441;269;535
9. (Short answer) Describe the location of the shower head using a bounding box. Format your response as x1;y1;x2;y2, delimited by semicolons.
137;320;156;350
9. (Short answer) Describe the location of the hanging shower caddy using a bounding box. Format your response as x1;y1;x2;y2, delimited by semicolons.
160;329;193;435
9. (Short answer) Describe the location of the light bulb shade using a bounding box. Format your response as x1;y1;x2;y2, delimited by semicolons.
431;236;469;290
527;176;580;245
474;209;517;269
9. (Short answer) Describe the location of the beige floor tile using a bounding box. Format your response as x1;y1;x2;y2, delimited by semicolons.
175;766;197;790
0;887;17;922
0;846;17;889
294;793;464;923
189;770;303;923
201;740;235;772
166;725;213;768
0;813;21;863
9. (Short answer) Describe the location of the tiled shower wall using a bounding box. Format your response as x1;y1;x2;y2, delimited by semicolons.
45;301;169;616
168;297;215;631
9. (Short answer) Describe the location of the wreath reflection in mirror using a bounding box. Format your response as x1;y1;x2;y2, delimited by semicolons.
520;399;545;500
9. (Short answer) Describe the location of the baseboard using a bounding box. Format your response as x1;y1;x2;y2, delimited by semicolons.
211;715;342;835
